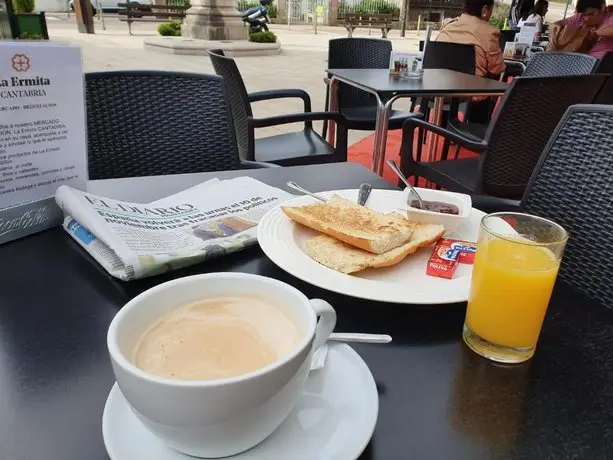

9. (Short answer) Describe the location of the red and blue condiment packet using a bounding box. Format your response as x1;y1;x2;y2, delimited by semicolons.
426;239;477;279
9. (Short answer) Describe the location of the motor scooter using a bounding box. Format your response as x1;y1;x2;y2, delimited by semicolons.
241;0;272;33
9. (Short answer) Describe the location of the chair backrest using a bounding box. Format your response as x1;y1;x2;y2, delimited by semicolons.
594;76;613;104
85;71;241;180
423;41;476;75
594;53;613;104
327;38;392;109
595;51;613;74
499;30;517;50
523;52;598;77
207;50;253;161
478;74;606;199
521;104;613;305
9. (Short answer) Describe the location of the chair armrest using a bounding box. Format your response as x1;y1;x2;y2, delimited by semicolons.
239;160;281;169
471;194;520;213
248;89;313;129
503;60;526;80
248;111;348;129
248;89;312;113
323;76;330;85
402;117;488;153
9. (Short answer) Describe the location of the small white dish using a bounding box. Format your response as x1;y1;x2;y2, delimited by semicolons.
402;187;472;233
103;343;379;460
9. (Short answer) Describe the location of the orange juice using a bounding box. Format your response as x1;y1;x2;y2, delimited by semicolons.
465;238;559;349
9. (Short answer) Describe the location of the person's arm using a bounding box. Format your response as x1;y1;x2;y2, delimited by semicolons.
487;31;506;77
596;25;613;37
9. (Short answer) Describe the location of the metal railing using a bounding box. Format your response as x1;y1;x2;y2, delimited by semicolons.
338;0;401;19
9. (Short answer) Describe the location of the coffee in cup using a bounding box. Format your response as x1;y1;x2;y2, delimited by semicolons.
133;295;301;381
107;273;336;458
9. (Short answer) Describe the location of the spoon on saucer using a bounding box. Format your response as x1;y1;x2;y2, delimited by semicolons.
312;334;392;371
329;333;391;344
386;159;425;209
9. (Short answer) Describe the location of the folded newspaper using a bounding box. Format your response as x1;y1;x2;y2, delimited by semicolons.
55;177;294;281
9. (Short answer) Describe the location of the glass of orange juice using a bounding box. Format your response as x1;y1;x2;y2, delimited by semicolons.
463;212;568;364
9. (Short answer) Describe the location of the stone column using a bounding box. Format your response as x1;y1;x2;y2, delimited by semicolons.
182;0;248;41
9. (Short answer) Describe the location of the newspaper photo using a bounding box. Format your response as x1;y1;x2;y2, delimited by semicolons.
55;177;294;281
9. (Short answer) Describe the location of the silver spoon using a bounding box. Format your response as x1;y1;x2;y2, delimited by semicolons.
357;183;372;206
329;333;391;344
286;181;327;202
386;159;425;209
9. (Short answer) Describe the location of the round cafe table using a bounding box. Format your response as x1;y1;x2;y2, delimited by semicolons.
0;162;611;460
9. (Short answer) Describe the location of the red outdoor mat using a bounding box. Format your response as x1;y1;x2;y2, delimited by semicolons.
347;129;479;186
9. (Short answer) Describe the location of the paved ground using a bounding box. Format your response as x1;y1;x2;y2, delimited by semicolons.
46;16;424;143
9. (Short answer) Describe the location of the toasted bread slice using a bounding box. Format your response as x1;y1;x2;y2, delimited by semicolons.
282;195;416;254
305;223;445;274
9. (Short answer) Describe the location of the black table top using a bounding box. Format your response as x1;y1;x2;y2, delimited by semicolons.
1;162;612;460
327;68;509;96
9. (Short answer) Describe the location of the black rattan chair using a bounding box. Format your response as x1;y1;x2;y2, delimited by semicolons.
322;38;420;139
85;71;269;180
594;51;613;74
398;75;606;200
417;41;477;161
451;51;600;149
207;50;348;167
521;104;613;305
594;53;613;104
523;52;598;77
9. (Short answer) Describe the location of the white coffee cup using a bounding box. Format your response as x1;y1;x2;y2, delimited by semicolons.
107;272;337;458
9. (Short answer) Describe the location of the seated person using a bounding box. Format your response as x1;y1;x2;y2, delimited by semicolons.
436;0;505;123
518;0;549;34
589;1;613;58
517;0;536;27
547;0;604;53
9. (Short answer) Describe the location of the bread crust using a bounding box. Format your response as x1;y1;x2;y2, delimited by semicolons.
281;195;415;255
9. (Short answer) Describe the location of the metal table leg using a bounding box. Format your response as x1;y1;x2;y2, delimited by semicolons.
327;77;339;146
425;96;445;163
371;97;393;175
423;96;445;188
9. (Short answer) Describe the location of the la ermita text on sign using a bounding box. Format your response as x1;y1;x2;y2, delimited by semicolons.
0;42;87;245
0;76;51;98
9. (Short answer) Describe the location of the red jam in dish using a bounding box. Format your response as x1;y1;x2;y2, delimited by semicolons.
410;200;460;215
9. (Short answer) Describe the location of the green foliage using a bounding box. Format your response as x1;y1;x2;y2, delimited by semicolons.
157;21;182;36
249;30;277;43
237;0;277;18
12;0;35;14
339;0;400;19
18;31;43;39
489;1;510;29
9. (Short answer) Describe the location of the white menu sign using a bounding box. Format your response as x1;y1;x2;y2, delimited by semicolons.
0;42;87;210
517;24;537;45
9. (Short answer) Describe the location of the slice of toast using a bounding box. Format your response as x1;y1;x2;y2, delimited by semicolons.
282;195;416;255
305;223;445;274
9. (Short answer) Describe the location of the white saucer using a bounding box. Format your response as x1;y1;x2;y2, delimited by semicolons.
102;344;379;460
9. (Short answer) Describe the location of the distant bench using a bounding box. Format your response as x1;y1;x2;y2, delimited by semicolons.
118;2;190;35
342;13;393;39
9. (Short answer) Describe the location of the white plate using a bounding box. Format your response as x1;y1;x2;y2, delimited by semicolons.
258;189;485;304
103;344;378;460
